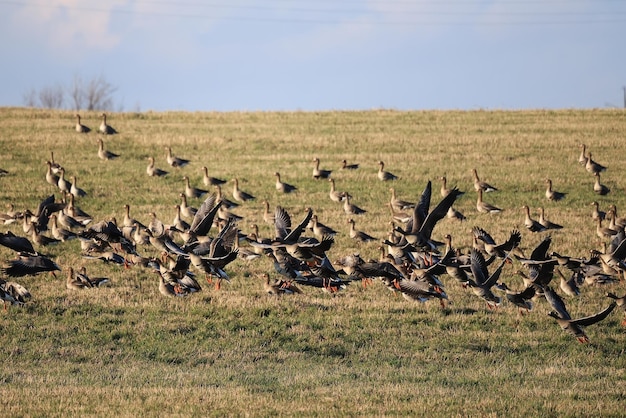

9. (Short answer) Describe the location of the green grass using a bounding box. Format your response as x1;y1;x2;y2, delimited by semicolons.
1;107;626;416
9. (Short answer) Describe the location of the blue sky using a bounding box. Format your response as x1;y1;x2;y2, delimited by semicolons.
1;0;625;111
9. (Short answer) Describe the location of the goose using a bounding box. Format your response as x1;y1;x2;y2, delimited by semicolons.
328;178;347;203
49;214;77;242
578;143;588;165
465;248;508;309
45;161;60;187
232;178;255;202
28;221;61;247
261;273;301;296
347;218;376;243
179;194;197;218
476;189;501;213
66;267;92;290
310;215;337;239
556;268;580;297
312;157;332;180
593;172;610;195
591;201;606;221
183;176;208;199
69;175;87;198
123;204;146;229
261;200;275;225
494;282;536;314
165;146;190;168
214;184;239;209
97;138;120;160
543;285;616;343
0;280;31;309
274;172;297;193
386;203;412;224
343;194;366;215
76;266;110;287
201;166;226;186
99;113;117;135
472;226;521;259
439;176;452;198
393;277;448;306
341;159;359;170
49;151;63;174
75;114;91;133
606;292;626;326
172;205;191;233
1;252;60;278
596;217;618;240
545;179;566;201
522;205;546;232
608;205;626;230
377;161;398;181
472;168;497;193
0;231;36;254
389;188;414;211
147;157;168;177
56;167;71;194
538;207;563;230
585;151;606;175
446;206;466;222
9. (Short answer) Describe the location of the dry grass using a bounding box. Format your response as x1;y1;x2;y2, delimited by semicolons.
1;107;625;416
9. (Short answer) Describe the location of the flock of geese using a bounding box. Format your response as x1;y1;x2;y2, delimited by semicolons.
1;114;625;345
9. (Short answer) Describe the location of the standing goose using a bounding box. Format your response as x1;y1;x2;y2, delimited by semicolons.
472;168;498;193
377;161;398;181
183;176;208;199
343;194;366;215
70;175;87;198
522;205;546;232
578;143;588;166
45;161;60;187
50;214;77;242
591;201;606;221
56;168;71;194
147;157;168;177
543;285;616;343
538;207;563;230
99;113;117;135
347;218;376;243
97;138;120;160
179;193;198;218
312;157;332;180
389;188;414;211
585;151;606;175
274;172;297;194
593;172;610;195
476;189;501;214
556;268;580;297
49;151;63;174
328;178;347;203
310;215;337;239
232;178;255;203
341;159;359;170
165;146;190;168
75;114;91;133
261;200;275;225
596;217;618;240
201;166;226;186
545;179;566;201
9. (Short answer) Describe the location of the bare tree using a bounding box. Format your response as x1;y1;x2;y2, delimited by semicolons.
68;74;84;111
84;75;117;111
22;88;37;108
38;84;65;109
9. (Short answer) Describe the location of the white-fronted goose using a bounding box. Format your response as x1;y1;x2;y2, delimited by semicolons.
544;285;616;343
45;161;60;187
147;157;168;177
70;175;87;198
522;205;546;232
165;146;190;168
494;282;535;314
476;189;501;213
591;201;606;221
578;143;588;165
343;194;366;215
472;226;521;259
310;215;337;239
556;268;580;297
49;151;63;174
389;188;414;211
0;231;36;254
275;172;297;193
593;172;610;195
538;207;563;230
596;217;617;239
386;203;411;224
347;218;376;243
472;168;497;193
312;157;332;180
545;179;566;201
446;206;466;222
232;178;255;202
585;151;606;175
56;168;71;194
75;114;91;133
377;161;398;181
201;166;226;186
50;214;77;242
179;193;197;218
328;178;347;203
99;113;117;135
341;159;359;170
66;267;91;290
1;252;60;278
0;280;31;309
97;138;119;160
466;248;508;309
183;176;208;199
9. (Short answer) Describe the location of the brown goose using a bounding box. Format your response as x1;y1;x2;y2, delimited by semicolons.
347;218;376;243
56;167;71;194
201;166;226;186
165;146;190;168
183;176;208;199
75;114;91;133
274;172;297;193
389;188;414;211
596;217;617;240
472;168;497;193
538;207;563;230
312;157;332;179
377;161;398;181
45;161;60;187
310;215;337;239
179;193;198;218
147;157;168;177
476;189;501;214
97;138;120;160
544;285;616;343
606;292;626;326
343;194;366;215
545;179;566;201
341;159;359;170
522;205;546;232
261;200;275;225
49;214;77;242
593;172;610;195
328;178;347;203
591;201;606;221
386;203;412;224
70;175;87;198
99;113;117;135
578;143;588;165
585;151;606;175
232;178;255;202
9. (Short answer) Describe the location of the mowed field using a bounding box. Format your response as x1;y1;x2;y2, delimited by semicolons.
1;107;625;416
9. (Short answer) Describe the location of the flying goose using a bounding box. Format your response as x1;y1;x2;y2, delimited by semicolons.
99;113;117;135
472;168;497;193
545;179;566;201
97;138;120;160
1;252;60;277
543;285;616;343
593;172;610;195
201;166;226;186
75;114;91;133
232;178;255;202
0;231;37;254
606;292;626;326
165;146;190;168
147;157;168;177
494;282;536;314
556;268;580;297
274;172;297;193
312;157;332;180
465;248;509;309
377;161;398;181
476;189;501;213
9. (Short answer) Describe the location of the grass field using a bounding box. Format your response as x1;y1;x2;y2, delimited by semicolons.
1;107;625;416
